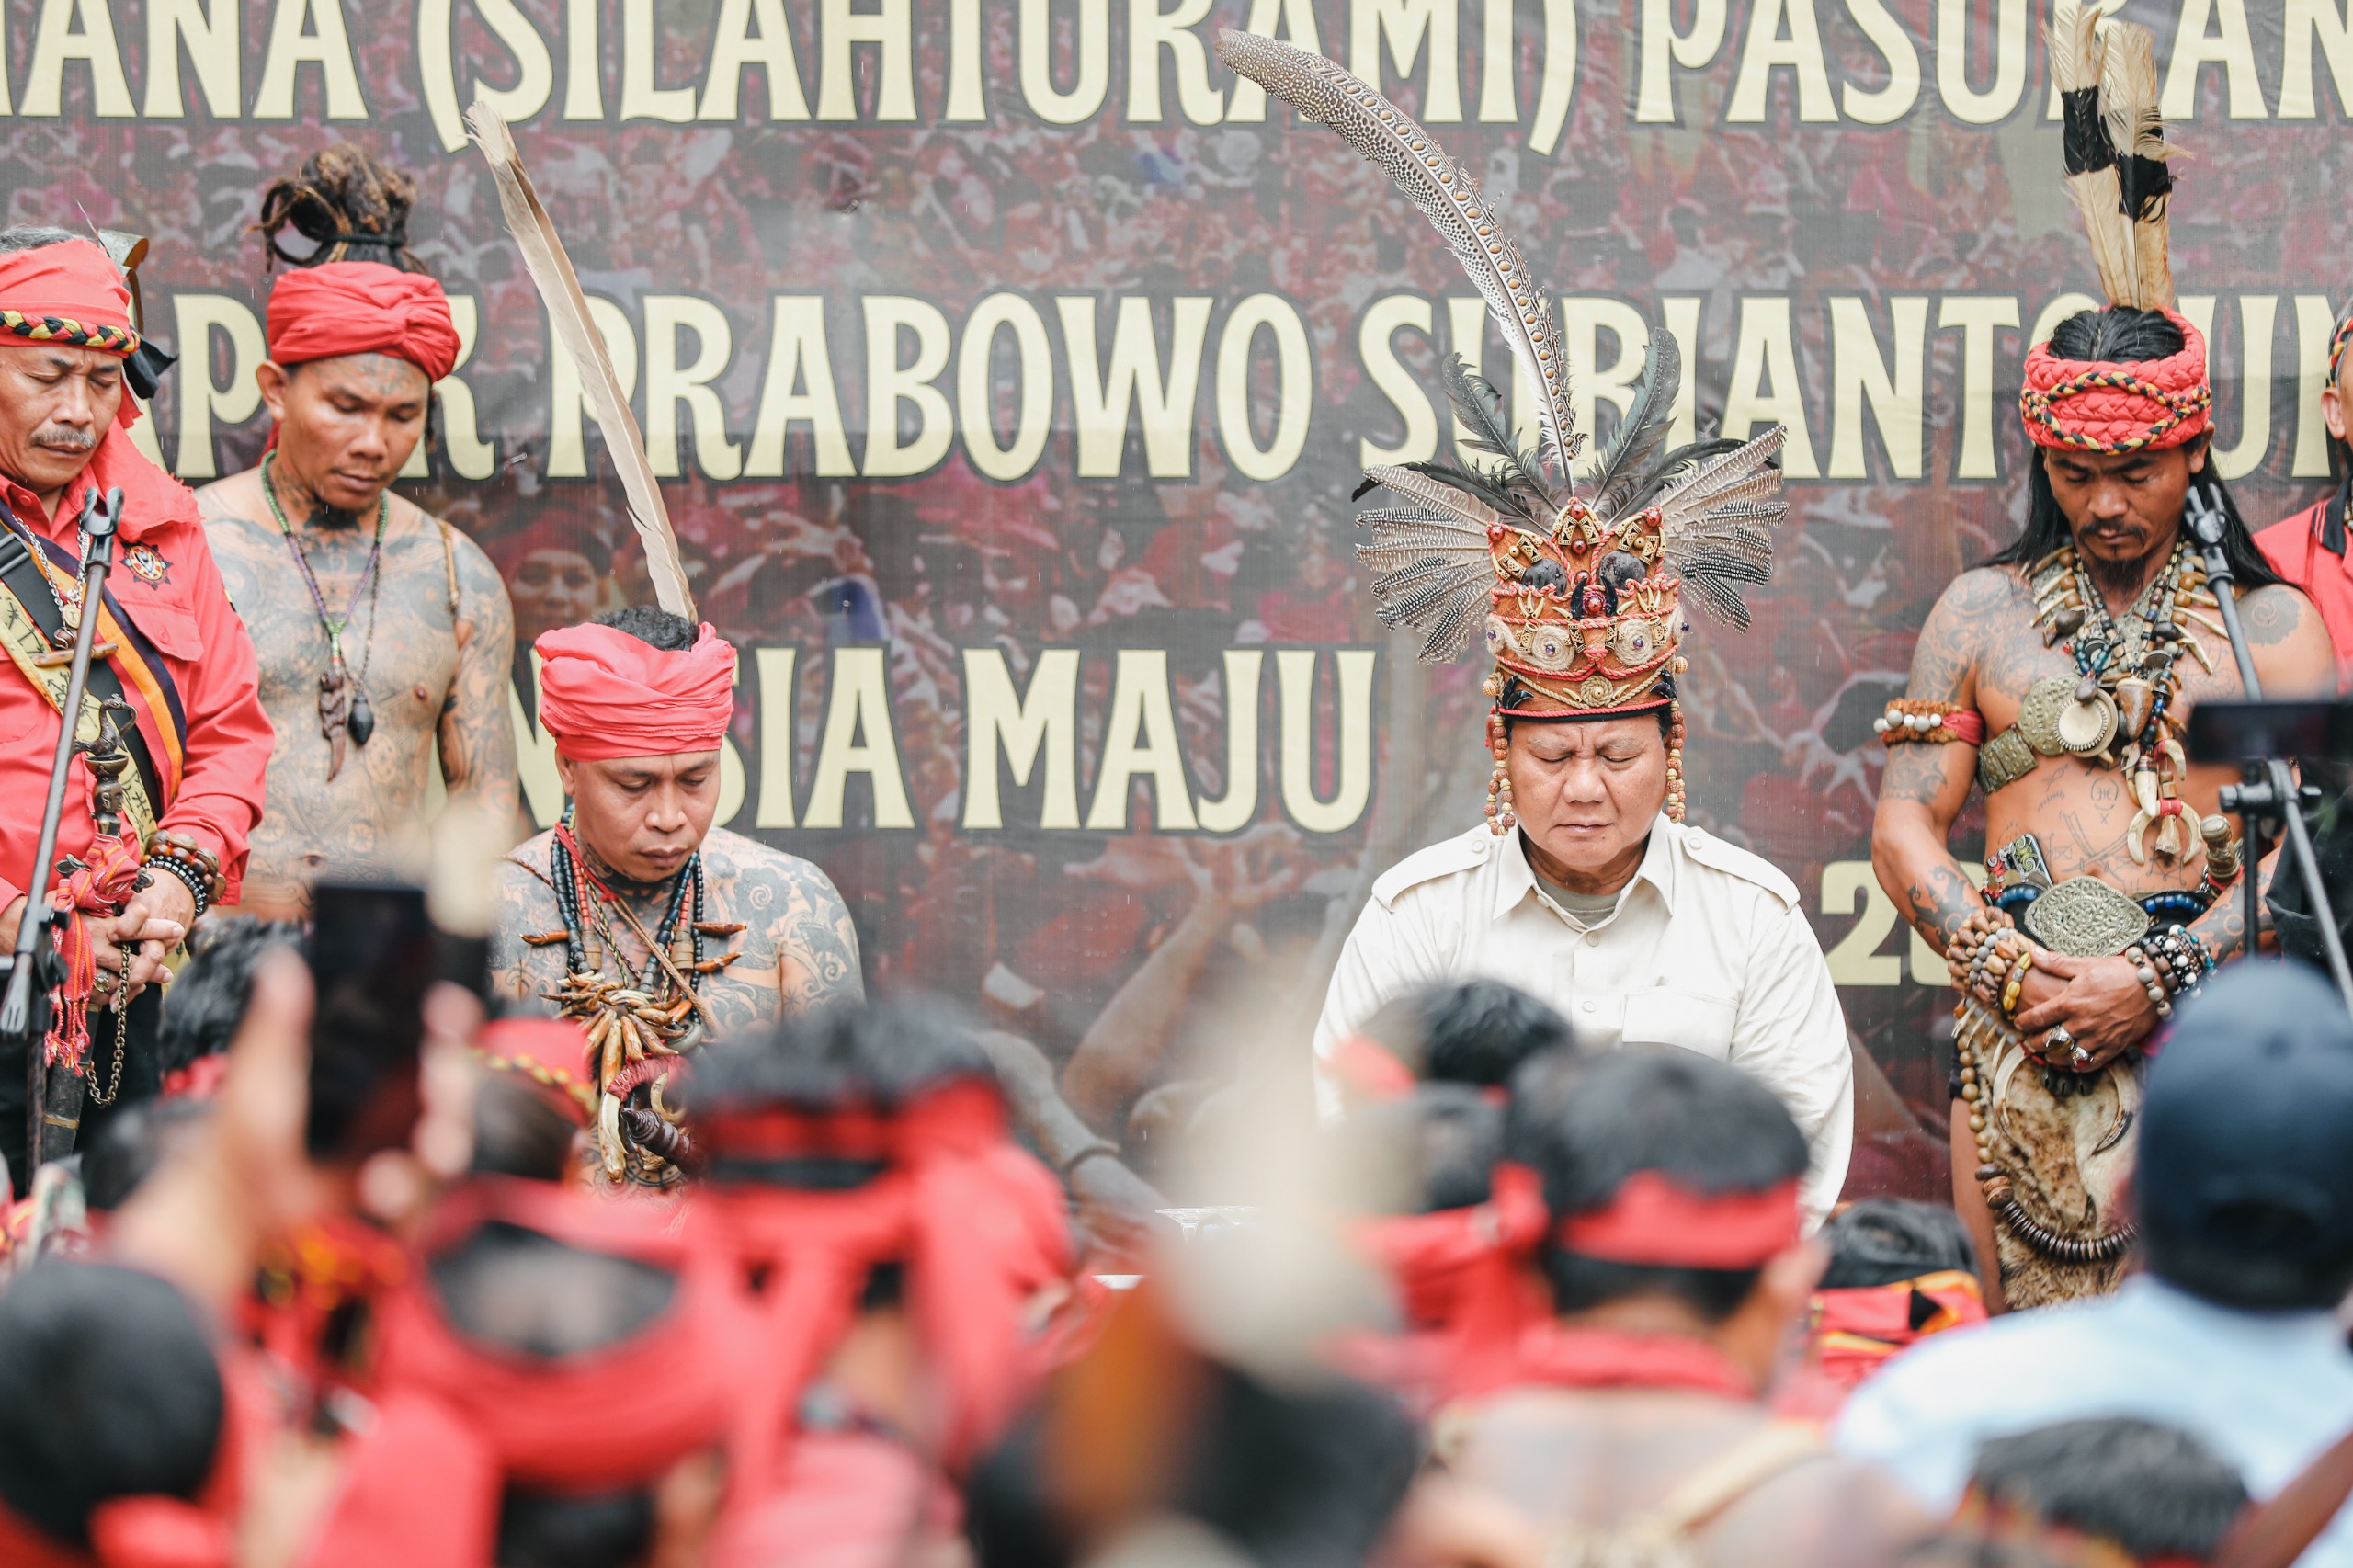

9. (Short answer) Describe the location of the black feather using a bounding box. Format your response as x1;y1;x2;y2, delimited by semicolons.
1399;460;1538;527
1620;437;1745;516
1438;355;1562;510
1587;329;1682;521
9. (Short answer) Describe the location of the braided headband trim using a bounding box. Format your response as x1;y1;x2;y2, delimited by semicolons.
0;309;139;357
2018;310;2211;455
2333;311;2353;388
1495;698;1672;720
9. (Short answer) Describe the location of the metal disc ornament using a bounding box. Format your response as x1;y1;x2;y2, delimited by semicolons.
2055;690;2118;757
2021;875;2150;957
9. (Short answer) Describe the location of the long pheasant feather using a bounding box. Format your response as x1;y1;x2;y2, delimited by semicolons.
469;98;696;619
1216;30;1577;486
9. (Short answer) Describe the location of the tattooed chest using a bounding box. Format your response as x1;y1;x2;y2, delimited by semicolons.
216;523;461;724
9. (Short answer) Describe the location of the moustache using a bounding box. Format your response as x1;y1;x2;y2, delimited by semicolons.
31;429;98;456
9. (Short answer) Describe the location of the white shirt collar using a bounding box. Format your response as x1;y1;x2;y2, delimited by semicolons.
1498;813;1677;923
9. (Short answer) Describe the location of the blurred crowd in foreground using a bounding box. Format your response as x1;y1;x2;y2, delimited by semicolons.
2;928;2350;1568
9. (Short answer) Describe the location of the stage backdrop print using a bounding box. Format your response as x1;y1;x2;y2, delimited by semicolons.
10;0;2347;1199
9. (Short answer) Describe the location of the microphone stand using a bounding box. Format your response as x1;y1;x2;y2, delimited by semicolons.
2184;487;2353;1011
0;485;123;1176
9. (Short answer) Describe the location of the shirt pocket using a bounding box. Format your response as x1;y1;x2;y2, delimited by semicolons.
1620;989;1738;1061
110;593;202;663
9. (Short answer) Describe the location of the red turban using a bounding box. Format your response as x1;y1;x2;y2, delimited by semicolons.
535;621;737;761
2018;309;2213;455
265;261;460;382
0;239;142;431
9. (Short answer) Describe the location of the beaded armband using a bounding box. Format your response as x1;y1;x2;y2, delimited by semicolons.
1874;699;1987;747
143;830;226;902
143;856;211;923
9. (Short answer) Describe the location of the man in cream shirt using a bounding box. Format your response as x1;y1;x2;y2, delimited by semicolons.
1314;708;1854;1226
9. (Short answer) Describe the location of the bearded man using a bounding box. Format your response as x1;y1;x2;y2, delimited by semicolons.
199;147;516;915
0;229;273;1187
1870;14;2334;1309
1230;35;1854;1224
490;608;861;1184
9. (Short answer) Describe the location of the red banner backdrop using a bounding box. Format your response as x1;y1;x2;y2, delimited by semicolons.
8;0;2345;1199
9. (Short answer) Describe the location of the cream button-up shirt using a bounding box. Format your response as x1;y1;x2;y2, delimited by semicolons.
1313;818;1854;1225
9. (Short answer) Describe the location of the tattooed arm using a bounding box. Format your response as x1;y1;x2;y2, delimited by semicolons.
1872;572;1995;949
749;848;865;1016
2239;583;2337;695
487;839;566;1014
438;527;520;828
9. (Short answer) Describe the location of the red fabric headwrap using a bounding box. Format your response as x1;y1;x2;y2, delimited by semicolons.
0;239;142;431
2018;310;2213;455
265;262;460;382
1342;1160;1552;1405
1553;1171;1803;1269
707;1076;1073;1564
306;1178;748;1568
535;622;738;761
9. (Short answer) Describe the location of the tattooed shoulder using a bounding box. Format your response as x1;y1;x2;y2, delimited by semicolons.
487;834;564;1008
1905;567;2015;699
701;828;865;1015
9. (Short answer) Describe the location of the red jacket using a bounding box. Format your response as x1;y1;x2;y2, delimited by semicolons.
0;430;270;908
2256;497;2353;694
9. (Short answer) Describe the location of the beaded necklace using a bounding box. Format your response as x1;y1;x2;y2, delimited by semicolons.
2029;539;2224;865
261;452;387;779
548;820;705;989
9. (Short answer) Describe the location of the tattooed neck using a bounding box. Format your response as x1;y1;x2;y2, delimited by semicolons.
578;838;688;902
267;457;376;534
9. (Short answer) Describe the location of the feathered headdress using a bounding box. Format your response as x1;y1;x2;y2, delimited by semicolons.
1213;32;1788;828
2019;6;2211;455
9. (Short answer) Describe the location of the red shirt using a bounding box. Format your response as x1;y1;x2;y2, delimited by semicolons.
2256;497;2353;693
0;430;270;908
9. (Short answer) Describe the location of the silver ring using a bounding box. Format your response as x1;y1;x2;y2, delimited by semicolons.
2071;1046;2095;1070
2045;1025;2074;1050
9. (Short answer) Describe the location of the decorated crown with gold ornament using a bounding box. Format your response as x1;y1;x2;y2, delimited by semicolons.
1217;31;1789;760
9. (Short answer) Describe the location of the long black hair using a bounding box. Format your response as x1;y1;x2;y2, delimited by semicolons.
1985;307;2284;591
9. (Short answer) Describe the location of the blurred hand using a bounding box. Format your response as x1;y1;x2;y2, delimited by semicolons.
109;949;322;1311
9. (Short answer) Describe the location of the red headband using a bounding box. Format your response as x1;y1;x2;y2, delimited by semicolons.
707;1079;1071;1553
266;262;460;382
474;1017;597;1128
535;622;737;761
2018;309;2213;454
1553;1171;1803;1269
0;240;142;432
1347;1160;1551;1403
306;1178;748;1568
1323;1035;1416;1102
